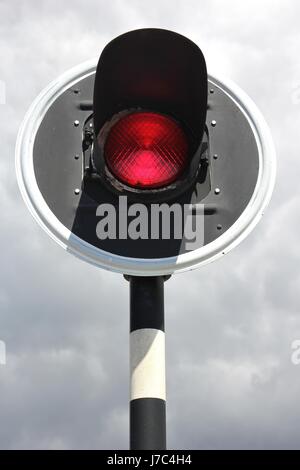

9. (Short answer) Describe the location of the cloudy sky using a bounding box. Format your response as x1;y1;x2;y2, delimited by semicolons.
0;0;300;450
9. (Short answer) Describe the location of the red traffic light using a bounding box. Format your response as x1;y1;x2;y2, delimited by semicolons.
104;112;188;189
92;29;208;199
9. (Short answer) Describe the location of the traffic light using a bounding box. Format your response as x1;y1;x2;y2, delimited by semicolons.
16;28;276;276
91;29;208;200
103;111;189;189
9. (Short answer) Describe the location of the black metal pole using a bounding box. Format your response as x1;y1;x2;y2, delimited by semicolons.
128;276;167;450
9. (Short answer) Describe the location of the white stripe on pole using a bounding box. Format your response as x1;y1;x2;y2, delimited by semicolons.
130;328;166;401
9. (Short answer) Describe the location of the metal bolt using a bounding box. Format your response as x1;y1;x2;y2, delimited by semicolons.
211;120;217;127
74;120;80;127
213;154;218;160
217;224;222;230
210;88;214;94
74;188;80;195
215;188;221;195
74;154;80;160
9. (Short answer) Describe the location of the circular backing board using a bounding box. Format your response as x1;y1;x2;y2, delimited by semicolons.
16;59;276;276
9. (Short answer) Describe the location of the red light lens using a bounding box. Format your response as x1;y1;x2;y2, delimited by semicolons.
103;112;188;189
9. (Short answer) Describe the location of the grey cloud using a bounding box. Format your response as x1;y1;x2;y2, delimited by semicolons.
0;0;299;450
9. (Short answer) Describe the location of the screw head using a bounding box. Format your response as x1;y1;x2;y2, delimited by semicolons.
213;154;218;160
210;88;214;94
74;188;80;195
217;224;222;230
74;154;80;160
215;188;221;195
74;120;80;127
211;120;217;127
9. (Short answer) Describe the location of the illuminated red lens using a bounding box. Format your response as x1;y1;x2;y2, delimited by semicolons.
104;112;188;189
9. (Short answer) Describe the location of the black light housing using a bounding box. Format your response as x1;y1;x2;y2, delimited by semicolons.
91;28;208;200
